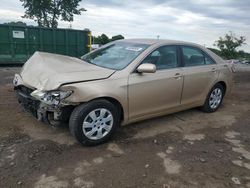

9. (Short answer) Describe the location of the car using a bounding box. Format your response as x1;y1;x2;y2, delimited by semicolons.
13;39;234;146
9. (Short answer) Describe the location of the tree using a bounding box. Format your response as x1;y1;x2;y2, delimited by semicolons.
238;50;250;61
111;35;124;41
214;31;246;59
93;34;109;45
207;48;222;56
3;21;27;26
93;34;125;45
20;0;86;28
99;34;110;44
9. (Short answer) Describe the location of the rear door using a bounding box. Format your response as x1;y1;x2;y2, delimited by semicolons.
128;45;183;120
180;46;219;105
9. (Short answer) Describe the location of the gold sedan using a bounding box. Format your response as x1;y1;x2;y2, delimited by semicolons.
14;39;234;145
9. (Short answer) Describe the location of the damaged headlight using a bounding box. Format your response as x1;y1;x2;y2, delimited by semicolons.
30;90;73;106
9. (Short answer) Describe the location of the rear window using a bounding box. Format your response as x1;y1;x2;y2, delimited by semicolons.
182;46;216;66
182;46;205;67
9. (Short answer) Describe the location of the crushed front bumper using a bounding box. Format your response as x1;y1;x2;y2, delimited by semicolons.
14;85;74;126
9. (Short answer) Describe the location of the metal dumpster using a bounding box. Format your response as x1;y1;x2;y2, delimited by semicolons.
0;24;91;64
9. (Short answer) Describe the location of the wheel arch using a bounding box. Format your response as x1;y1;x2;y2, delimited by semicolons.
202;80;227;106
216;81;227;95
88;97;124;123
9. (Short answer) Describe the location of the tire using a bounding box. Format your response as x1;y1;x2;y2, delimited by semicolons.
201;83;225;113
69;99;120;146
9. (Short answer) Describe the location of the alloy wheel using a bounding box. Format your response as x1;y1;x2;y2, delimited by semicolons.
82;108;114;140
209;88;222;109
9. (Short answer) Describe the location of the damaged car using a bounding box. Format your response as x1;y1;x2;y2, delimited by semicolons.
13;39;233;146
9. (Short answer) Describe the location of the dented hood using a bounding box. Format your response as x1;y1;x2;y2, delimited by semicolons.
20;52;115;91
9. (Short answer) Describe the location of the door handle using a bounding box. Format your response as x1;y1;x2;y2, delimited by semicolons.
173;73;182;79
211;68;217;72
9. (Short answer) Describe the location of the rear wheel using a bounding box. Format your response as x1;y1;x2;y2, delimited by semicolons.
202;83;225;113
69;100;119;146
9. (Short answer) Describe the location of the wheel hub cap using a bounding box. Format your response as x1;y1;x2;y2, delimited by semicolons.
209;88;222;109
82;108;114;140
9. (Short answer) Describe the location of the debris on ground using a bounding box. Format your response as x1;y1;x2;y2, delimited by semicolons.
231;177;241;185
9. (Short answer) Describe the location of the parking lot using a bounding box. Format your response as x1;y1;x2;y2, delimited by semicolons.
0;65;250;188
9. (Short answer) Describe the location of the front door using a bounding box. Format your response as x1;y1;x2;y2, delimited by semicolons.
128;45;183;120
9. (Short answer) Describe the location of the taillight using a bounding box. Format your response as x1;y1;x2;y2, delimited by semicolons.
230;62;236;73
226;60;236;73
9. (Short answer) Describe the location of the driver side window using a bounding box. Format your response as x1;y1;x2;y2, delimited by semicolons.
142;46;178;70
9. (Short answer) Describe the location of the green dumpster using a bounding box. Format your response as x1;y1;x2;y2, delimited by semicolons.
0;24;91;65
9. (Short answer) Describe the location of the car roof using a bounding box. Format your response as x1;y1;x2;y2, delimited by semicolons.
120;38;225;64
121;38;200;46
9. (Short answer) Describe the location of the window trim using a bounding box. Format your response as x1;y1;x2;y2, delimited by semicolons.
180;45;216;67
132;45;181;73
203;52;216;65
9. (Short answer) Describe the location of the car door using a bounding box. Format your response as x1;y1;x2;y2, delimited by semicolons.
128;45;183;120
180;46;219;105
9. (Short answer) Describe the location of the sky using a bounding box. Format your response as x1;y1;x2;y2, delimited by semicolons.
0;0;250;52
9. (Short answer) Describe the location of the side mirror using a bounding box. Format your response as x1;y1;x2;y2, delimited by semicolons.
137;63;156;73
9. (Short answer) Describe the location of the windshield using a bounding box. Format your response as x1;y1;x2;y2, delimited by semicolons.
81;41;149;70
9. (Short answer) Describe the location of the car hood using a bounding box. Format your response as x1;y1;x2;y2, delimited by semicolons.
20;51;115;91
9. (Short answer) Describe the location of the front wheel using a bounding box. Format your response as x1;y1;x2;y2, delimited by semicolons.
69;100;120;146
201;83;225;113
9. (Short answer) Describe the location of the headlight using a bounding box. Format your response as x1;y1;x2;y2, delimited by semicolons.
31;90;73;105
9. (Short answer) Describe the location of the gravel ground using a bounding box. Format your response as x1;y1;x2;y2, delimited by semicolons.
0;65;250;188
